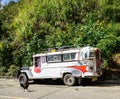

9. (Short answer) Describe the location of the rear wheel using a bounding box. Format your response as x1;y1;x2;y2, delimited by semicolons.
19;73;28;86
63;74;76;86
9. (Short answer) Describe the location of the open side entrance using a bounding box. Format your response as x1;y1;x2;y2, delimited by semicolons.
34;57;41;73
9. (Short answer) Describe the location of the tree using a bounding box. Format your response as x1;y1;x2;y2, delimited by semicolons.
0;0;120;69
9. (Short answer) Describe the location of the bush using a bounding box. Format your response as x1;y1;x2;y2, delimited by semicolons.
7;65;20;78
0;66;7;76
102;60;109;69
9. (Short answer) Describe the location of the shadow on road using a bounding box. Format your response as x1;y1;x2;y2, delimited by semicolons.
30;79;64;85
81;81;120;87
29;79;120;87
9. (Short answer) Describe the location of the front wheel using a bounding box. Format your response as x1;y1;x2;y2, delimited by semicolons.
19;73;28;86
63;74;76;86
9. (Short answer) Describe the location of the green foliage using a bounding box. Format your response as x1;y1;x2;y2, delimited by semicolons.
97;34;119;58
99;0;120;22
0;0;120;69
75;20;107;47
11;0;100;66
0;66;7;76
102;60;109;69
0;41;13;67
7;65;19;78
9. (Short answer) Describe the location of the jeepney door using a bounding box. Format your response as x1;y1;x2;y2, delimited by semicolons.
34;57;41;73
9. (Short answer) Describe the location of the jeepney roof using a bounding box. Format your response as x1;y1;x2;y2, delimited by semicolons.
33;46;99;58
33;48;80;57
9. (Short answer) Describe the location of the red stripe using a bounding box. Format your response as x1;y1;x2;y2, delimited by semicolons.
69;66;87;73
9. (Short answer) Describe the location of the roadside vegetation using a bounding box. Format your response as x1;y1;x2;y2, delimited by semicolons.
0;0;120;78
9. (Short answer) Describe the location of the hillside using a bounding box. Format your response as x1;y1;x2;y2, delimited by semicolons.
0;0;120;76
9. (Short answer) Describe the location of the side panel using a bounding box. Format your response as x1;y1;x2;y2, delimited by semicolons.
39;61;79;78
60;67;82;77
30;61;85;78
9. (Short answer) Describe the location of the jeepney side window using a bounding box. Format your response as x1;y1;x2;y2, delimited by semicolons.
71;53;76;59
63;53;76;61
47;55;61;62
42;56;46;63
63;54;70;61
54;55;61;62
47;55;53;62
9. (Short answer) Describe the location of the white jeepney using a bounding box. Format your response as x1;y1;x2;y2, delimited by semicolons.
19;46;102;86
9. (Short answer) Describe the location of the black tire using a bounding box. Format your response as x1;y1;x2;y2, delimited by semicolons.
19;73;28;85
63;74;76;86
